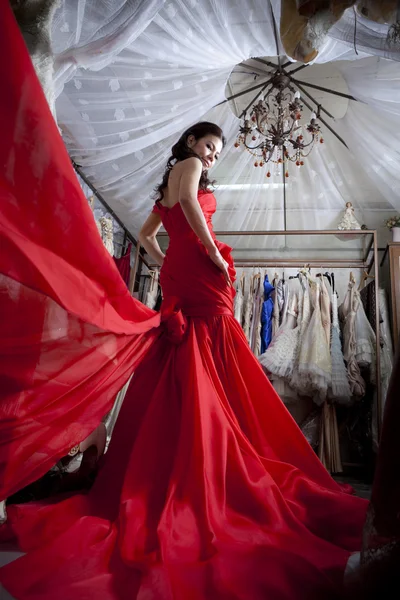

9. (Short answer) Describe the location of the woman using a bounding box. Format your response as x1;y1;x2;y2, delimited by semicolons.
0;7;367;600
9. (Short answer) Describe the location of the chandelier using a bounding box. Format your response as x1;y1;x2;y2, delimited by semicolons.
234;71;324;178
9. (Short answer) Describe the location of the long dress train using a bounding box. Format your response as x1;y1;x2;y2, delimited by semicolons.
0;5;367;599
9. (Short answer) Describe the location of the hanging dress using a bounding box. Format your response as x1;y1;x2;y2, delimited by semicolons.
289;273;311;394
339;281;366;398
242;273;252;343
99;216;114;256
329;292;352;404
0;9;367;599
354;286;376;382
248;271;261;353
233;271;245;325
271;275;281;338
145;269;160;310
318;276;342;474
259;278;302;380
296;279;332;403
251;273;264;357
260;274;275;353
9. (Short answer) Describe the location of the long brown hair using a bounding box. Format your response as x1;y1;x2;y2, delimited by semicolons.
154;122;226;201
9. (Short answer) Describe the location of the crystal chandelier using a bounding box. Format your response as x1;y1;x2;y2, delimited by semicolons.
234;71;324;178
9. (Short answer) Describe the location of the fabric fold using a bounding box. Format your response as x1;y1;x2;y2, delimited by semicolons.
0;4;162;500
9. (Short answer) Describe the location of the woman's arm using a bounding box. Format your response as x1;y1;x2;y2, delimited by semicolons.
138;212;165;267
178;157;231;286
178;157;217;253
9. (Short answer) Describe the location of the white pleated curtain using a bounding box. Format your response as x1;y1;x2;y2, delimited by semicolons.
52;0;400;249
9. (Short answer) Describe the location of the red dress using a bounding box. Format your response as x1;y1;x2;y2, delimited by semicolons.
0;4;367;599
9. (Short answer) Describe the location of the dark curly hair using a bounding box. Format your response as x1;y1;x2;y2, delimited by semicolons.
154;122;226;201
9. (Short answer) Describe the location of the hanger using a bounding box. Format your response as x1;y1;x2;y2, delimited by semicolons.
298;265;312;283
349;271;356;284
331;272;335;294
324;271;332;287
358;270;375;291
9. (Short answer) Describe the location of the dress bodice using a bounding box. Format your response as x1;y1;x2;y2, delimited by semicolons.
153;190;216;241
152;190;235;317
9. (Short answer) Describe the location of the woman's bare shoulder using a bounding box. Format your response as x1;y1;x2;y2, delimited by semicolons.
173;156;202;172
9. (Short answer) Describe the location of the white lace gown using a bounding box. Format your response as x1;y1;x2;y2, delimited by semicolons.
99;216;114;256
288;274;311;393
338;281;366;398
296;279;332;404
328;292;352;404
259;279;302;380
145;269;159;309
242;275;253;343
233;285;244;325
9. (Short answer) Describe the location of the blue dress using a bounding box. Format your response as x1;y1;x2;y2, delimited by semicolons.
261;274;275;353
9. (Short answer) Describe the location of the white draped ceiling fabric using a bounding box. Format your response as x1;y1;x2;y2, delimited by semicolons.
51;0;400;250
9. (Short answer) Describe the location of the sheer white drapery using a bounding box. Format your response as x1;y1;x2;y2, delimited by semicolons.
52;0;166;97
51;1;400;242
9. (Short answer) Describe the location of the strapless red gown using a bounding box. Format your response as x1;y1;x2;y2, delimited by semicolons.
0;4;367;600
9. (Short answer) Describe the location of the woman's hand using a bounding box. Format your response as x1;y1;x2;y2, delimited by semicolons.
208;247;231;286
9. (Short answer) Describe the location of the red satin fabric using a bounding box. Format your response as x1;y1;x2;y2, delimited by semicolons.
114;243;132;288
0;5;368;600
0;5;163;499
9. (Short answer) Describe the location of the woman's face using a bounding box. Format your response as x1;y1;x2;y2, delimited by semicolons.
187;134;223;170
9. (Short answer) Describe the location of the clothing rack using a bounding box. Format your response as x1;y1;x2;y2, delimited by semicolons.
73;161;138;249
73;162;151;293
223;229;382;436
234;260;369;268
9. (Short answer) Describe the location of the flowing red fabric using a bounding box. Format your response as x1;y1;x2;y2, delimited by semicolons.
0;5;368;599
0;5;163;499
114;243;132;288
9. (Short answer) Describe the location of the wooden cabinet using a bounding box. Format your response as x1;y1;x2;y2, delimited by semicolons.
383;242;400;351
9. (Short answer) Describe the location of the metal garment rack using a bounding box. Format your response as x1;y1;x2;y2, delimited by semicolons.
72;162;152;294
155;228;382;434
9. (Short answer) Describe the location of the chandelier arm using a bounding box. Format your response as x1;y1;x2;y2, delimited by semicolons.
299;94;349;150
290;78;359;102
300;145;317;158
288;81;335;120
240;77;274;118
284;119;299;137
243;141;267;151
299;137;316;150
